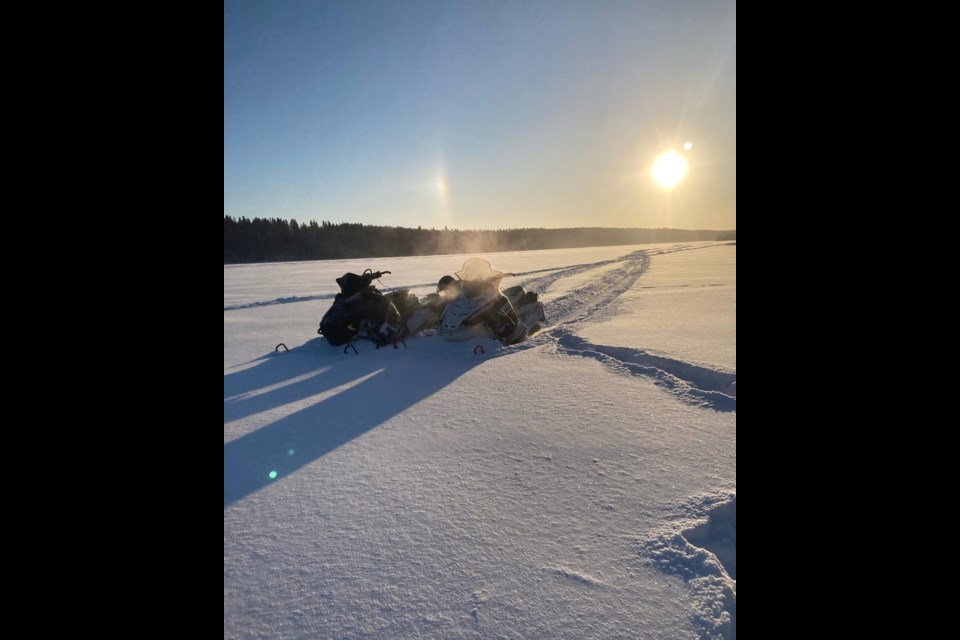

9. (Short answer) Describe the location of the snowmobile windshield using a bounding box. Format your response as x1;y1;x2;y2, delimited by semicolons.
456;258;503;299
456;257;503;281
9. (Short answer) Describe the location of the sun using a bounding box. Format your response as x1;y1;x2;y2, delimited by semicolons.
650;150;688;190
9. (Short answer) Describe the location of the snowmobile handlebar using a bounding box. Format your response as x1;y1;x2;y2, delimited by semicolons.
362;269;391;281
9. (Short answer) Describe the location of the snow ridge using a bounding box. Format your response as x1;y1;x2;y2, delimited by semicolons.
553;331;736;412
542;565;607;587
640;494;737;640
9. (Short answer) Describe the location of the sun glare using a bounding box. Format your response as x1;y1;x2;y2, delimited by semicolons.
650;150;688;190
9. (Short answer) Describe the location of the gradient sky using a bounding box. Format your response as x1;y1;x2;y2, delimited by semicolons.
224;0;736;230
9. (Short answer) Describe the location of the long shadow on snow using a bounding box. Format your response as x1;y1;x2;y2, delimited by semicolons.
224;341;332;404
224;341;352;423
224;338;484;507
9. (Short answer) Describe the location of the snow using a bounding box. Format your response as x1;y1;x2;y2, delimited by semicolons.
578;243;736;373
225;242;736;639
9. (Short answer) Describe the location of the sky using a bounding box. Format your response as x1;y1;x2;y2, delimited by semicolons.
224;1;736;231
225;242;736;638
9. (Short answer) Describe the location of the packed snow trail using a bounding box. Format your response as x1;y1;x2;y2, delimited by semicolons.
494;249;736;411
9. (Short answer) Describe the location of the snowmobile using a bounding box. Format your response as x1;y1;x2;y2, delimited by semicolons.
318;269;407;346
318;260;545;348
436;258;545;344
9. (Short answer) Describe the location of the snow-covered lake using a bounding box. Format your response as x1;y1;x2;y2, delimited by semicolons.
224;241;736;639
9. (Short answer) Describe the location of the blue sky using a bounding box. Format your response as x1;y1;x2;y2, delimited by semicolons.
225;0;736;230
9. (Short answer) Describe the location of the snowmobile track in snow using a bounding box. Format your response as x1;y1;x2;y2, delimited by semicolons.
510;248;735;412
553;331;736;412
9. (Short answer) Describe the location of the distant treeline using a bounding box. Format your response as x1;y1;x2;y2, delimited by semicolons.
224;215;735;263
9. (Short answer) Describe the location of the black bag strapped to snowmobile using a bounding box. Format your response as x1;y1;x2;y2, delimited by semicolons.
335;272;374;299
318;296;357;346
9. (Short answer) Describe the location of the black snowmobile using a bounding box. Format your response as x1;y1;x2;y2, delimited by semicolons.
318;269;410;347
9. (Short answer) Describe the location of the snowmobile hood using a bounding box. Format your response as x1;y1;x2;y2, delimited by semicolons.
437;295;496;341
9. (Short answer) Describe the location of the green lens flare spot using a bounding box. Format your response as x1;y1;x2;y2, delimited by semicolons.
268;470;278;479
287;449;295;456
